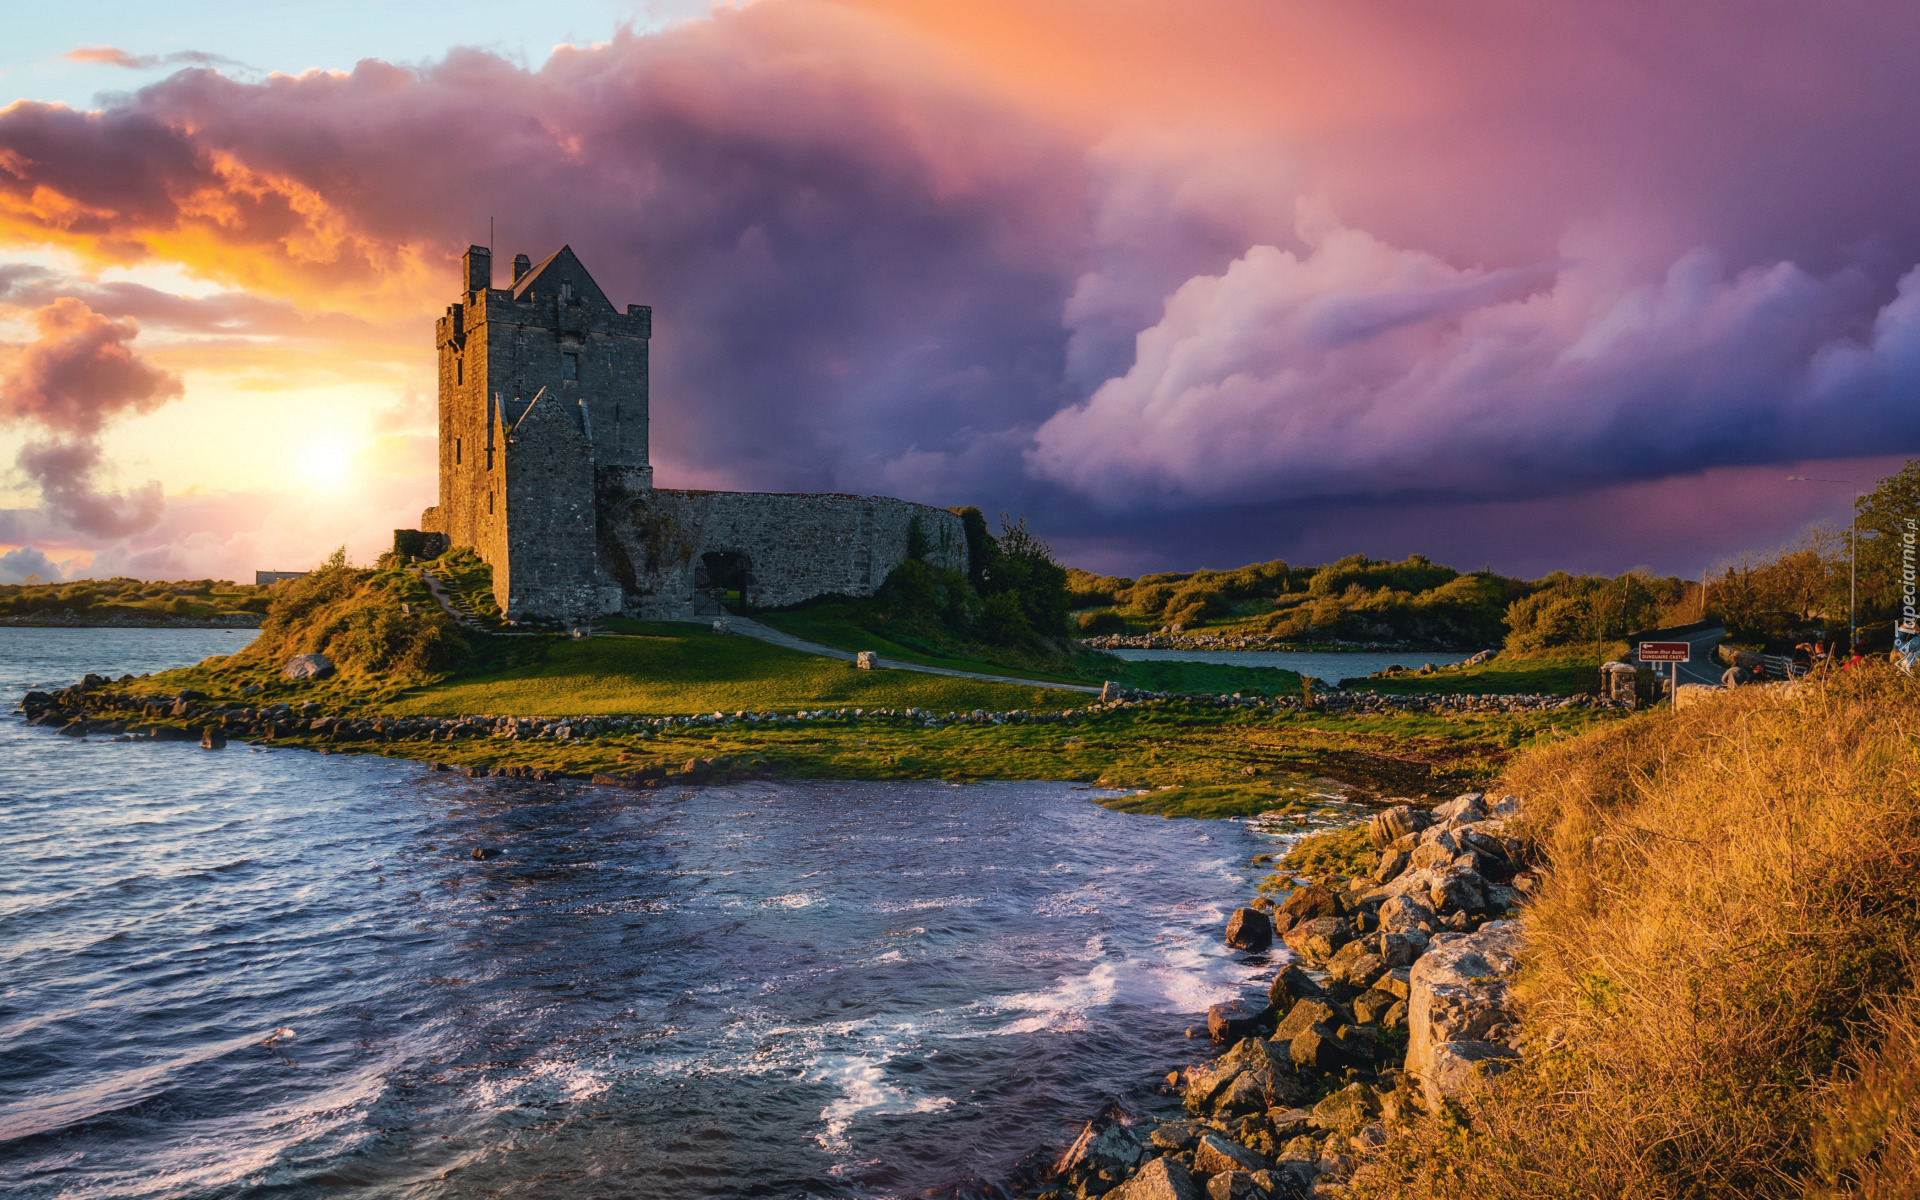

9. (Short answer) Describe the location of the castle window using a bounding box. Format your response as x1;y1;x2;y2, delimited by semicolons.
560;281;575;303
562;352;578;381
455;358;463;385
455;437;462;465
488;491;494;514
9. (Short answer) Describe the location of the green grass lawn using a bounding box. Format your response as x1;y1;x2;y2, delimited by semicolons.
381;624;1084;717
1346;651;1602;696
758;608;1309;697
750;609;1093;683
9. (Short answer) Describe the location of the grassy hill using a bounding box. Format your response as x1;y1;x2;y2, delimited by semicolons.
1352;665;1920;1198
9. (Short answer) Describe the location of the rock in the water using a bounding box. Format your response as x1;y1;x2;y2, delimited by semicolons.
1225;906;1274;951
1368;804;1434;848
281;653;334;680
1109;1156;1203;1200
200;726;227;749
57;718;88;736
1407;924;1523;1110
1193;1133;1270;1175
1208;999;1272;1043
1054;1108;1150;1178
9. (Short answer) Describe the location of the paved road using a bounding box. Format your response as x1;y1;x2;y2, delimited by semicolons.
1648;625;1730;687
719;616;1104;695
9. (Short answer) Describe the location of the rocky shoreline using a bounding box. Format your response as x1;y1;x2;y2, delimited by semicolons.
1038;793;1529;1200
18;674;1619;779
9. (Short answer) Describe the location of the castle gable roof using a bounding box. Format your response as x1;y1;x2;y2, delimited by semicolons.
509;245;610;306
508;386;592;448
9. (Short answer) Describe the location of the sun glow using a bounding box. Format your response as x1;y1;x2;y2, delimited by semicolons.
297;436;358;489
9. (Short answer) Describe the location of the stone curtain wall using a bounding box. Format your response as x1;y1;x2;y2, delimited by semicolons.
598;485;969;619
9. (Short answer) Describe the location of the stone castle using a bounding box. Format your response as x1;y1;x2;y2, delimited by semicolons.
410;245;967;622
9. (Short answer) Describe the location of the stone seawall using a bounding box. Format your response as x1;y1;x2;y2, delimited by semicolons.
597;486;968;619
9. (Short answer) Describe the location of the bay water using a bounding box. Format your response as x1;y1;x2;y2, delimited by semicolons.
0;629;1293;1198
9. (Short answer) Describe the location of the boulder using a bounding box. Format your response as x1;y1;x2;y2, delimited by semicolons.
1206;1171;1265;1200
1406;841;1458;872
1281;917;1351;965
281;653;334;680
1371;847;1411;884
57;718;89;736
1148;1121;1201;1151
1273;884;1346;932
1377;894;1436;934
1309;1083;1380;1135
200;726;227;749
1420;1040;1520;1109
1054;1109;1150;1179
1225;906;1274;951
1378;930;1427;966
1289;1023;1367;1072
1430;793;1487;823
1325;941;1389;991
1267;964;1326;1008
1274;998;1344;1041
1351;988;1399;1024
1108;1156;1203;1200
1208;999;1272;1043
855;650;878;669
1194;1133;1271;1175
1368;805;1433;848
1214;1037;1313;1109
1429;869;1488;915
1407;924;1523;1109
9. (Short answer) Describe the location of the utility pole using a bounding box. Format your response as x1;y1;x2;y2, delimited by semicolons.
1786;476;1859;651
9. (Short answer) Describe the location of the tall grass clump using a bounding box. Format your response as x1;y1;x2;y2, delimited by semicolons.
1353;668;1920;1199
237;550;470;680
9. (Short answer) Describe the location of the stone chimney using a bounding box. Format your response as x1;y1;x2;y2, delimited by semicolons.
463;245;491;292
513;253;532;284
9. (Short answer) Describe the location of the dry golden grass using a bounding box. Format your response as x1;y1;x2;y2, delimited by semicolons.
1351;668;1920;1200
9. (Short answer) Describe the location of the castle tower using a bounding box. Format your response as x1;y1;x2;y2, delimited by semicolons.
419;245;652;620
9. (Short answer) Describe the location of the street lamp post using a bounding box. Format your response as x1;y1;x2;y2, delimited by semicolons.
1786;476;1859;652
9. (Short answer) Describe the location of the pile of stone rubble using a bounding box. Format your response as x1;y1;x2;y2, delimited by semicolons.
1037;793;1530;1200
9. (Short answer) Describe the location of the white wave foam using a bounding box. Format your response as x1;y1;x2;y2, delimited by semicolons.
813;1054;955;1155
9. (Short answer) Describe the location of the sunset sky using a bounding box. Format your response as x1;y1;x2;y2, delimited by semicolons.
2;0;1917;584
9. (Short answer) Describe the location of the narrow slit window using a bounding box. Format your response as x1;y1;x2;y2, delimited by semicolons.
455;437;462;465
488;491;494;514
560;281;575;303
455;358;463;385
562;352;578;381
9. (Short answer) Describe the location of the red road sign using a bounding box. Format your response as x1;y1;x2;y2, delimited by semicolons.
1637;641;1691;663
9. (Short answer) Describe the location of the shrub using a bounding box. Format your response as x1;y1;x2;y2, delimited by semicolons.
1077;609;1127;635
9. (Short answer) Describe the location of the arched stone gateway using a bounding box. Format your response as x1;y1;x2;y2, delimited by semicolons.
408;245;967;621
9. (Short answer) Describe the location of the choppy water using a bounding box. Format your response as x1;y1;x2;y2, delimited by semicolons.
1105;648;1471;683
0;629;1297;1199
